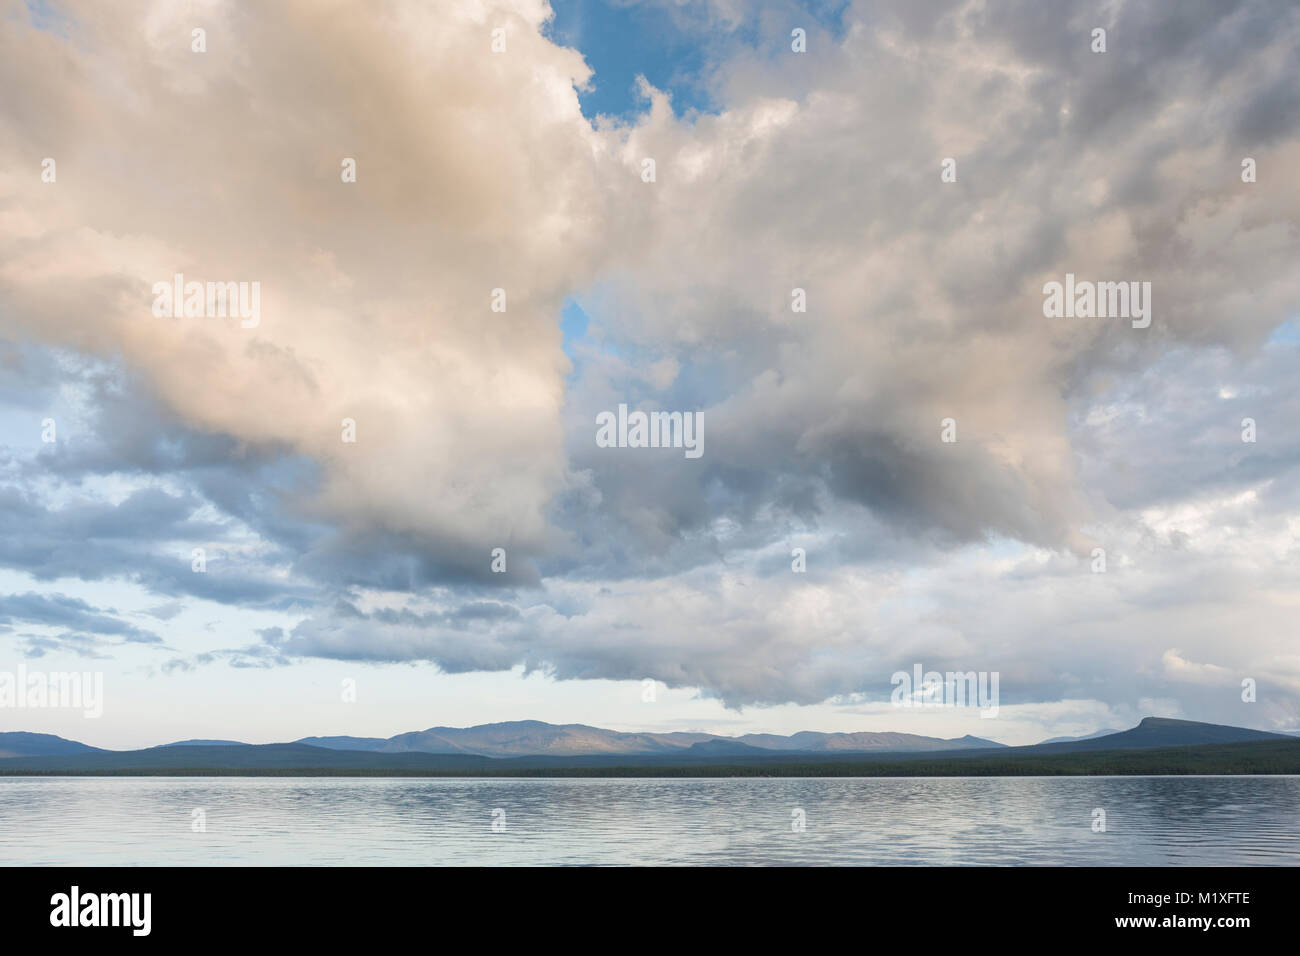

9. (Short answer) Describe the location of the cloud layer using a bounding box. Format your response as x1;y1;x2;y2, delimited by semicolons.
2;0;1298;731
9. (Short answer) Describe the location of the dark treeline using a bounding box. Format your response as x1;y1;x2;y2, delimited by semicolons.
3;738;1298;777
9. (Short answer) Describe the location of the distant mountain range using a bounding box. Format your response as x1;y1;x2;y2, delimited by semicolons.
0;718;1294;776
157;739;249;748
296;720;1005;757
1037;728;1122;745
1032;718;1286;752
0;731;105;759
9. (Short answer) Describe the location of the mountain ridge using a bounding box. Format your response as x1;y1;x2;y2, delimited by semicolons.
2;717;1287;761
1028;717;1288;753
0;731;106;759
295;719;1007;757
2;733;1298;777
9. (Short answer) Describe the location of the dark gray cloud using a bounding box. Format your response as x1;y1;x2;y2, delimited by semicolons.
0;592;160;644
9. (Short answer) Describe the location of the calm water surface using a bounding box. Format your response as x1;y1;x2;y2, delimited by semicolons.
2;775;1297;865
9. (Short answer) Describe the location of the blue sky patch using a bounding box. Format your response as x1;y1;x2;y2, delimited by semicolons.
546;0;720;120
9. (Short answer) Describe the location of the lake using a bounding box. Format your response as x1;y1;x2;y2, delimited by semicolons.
2;775;1297;865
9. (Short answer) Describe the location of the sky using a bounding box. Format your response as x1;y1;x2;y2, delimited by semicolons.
1;0;1298;749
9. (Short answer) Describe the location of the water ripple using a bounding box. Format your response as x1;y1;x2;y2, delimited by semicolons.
1;775;1297;866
